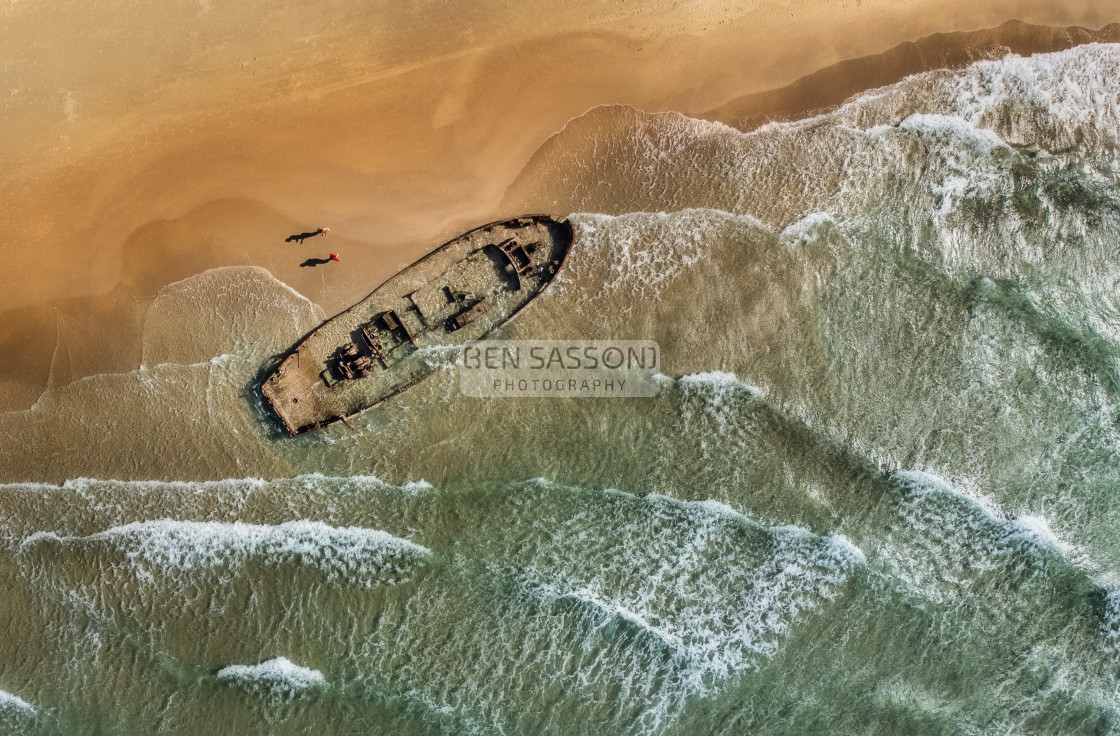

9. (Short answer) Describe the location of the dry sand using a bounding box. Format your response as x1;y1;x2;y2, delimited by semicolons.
1;0;1118;410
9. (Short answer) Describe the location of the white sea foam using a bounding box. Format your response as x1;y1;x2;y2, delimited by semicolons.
896;113;1013;156
674;372;763;438
217;657;325;702
538;46;1120;278
1101;588;1120;659
400;479;434;493
945;45;1120;152
522;488;864;692
779;211;838;246
678;370;740;387
862;113;1016;217
141;266;325;367
0;689;34;713
566;210;765;301
549;586;678;649
154;265;323;319
894;469;1003;520
692;496;752;523
824;45;1120;157
678;371;761;398
416;344;461;368
829;533;868;564
22;519;430;589
568;211;706;298
885;470;1080;604
542;104;739;159
1010;515;1063;551
0;474;434;546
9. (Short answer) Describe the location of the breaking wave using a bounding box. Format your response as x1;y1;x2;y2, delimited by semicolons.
22;519;430;589
0;689;35;714
498;483;865;693
216;657;326;703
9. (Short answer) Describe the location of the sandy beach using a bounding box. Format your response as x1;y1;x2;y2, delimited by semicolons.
1;0;1118;410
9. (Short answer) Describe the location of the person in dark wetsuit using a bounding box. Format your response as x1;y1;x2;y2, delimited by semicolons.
286;226;331;244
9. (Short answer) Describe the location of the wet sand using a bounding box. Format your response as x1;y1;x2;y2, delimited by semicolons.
703;19;1120;130
1;0;1118;410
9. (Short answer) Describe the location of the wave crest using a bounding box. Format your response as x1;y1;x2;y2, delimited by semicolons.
22;519;430;589
216;657;325;703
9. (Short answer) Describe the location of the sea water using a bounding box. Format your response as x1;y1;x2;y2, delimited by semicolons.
2;45;1120;734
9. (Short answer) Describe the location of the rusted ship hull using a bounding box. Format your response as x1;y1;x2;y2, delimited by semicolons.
261;215;574;436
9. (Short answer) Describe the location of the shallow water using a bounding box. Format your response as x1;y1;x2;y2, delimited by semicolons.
4;45;1120;734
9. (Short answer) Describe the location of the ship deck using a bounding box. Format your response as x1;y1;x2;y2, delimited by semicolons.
261;215;572;435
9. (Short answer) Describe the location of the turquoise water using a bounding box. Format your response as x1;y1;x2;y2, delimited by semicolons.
3;45;1120;734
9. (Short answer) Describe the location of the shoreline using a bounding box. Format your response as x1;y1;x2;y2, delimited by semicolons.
1;8;1118;411
702;19;1120;131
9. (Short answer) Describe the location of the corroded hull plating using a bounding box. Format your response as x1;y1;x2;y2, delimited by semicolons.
261;215;574;436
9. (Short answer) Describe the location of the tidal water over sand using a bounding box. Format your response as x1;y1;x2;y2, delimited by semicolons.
4;44;1120;734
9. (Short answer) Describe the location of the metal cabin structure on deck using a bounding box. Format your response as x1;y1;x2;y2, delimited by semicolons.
260;215;574;436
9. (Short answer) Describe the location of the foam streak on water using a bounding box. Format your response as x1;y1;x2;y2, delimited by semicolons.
216;657;326;703
23;519;429;588
0;689;35;714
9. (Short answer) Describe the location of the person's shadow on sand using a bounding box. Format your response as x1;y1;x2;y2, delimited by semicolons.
286;227;329;244
300;257;332;268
